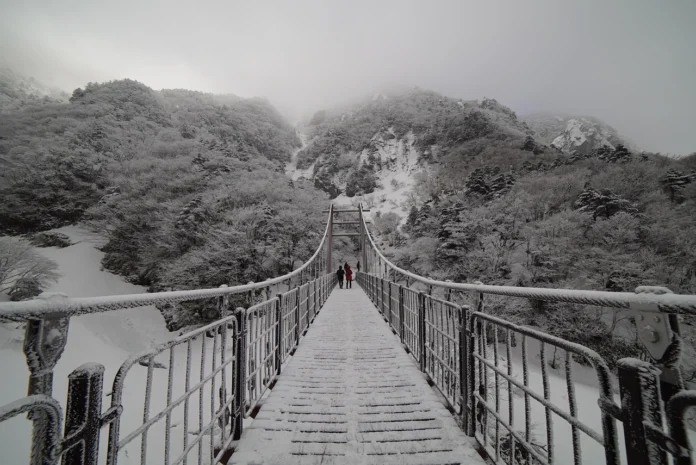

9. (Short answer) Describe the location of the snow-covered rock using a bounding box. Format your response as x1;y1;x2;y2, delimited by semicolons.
551;117;616;154
295;127;427;219
521;113;633;155
285;130;315;181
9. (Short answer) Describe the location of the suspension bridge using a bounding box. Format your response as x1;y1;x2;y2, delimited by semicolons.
2;204;696;465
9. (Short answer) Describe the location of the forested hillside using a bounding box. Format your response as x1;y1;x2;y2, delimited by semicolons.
0;68;69;111
2;73;695;362
296;89;535;208
0;78;328;330
295;87;696;376
380;138;696;372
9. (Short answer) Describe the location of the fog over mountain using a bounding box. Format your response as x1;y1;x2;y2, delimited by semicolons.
1;0;694;154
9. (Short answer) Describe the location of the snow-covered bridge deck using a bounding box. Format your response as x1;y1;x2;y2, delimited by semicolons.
231;287;484;465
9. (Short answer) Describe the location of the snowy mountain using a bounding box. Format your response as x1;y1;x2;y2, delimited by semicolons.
521;113;632;155
0;68;70;110
288;126;422;217
289;89;533;217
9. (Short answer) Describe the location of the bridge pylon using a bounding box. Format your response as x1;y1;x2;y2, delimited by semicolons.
323;203;370;274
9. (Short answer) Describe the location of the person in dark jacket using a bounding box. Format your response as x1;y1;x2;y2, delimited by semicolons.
345;263;353;289
336;266;345;289
356;261;361;272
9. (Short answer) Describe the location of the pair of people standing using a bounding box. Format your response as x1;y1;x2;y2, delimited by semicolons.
336;261;356;289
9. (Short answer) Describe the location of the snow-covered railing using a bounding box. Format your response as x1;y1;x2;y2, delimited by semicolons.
104;272;337;465
0;206;339;465
356;203;696;465
0;206;334;321
106;312;239;465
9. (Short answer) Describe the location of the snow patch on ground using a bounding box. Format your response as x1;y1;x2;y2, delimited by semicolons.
0;226;174;465
486;337;627;465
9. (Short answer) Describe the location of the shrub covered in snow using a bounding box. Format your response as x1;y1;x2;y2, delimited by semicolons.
27;232;72;248
0;237;60;298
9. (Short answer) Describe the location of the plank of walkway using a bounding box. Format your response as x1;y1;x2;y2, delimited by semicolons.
230;287;484;465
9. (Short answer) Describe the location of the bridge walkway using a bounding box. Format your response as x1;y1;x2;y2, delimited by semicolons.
231;287;484;465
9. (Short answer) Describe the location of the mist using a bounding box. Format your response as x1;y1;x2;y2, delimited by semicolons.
1;0;694;154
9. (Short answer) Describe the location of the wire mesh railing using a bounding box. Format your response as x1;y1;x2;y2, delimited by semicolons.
359;275;464;414
107;313;239;465
279;288;299;361
425;296;462;414
402;285;422;363
355;202;696;465
469;312;619;465
245;299;278;419
0;271;337;465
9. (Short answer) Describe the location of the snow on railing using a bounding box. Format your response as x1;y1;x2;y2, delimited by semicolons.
0;206;338;465
355;203;696;465
358;209;696;316
104;272;337;465
0;206;334;321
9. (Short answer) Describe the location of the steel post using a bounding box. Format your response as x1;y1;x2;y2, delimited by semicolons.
464;312;476;436
275;295;283;375
295;287;301;346
399;285;405;343
62;364;105;465
418;292;426;372
457;308;467;431
667;391;696;465
617;358;667;465
381;278;386;319
388;280;392;327
23;312;69;465
327;205;333;273
313;280;317;321
233;307;247;440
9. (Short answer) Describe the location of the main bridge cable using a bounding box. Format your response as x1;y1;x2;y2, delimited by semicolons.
0;205;336;322
356;203;696;315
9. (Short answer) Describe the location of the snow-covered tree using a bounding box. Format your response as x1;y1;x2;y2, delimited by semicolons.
0;238;59;300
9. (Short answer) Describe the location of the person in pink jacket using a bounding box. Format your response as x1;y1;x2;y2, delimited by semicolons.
344;263;353;289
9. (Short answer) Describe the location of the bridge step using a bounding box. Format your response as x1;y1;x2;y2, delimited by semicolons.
230;288;484;465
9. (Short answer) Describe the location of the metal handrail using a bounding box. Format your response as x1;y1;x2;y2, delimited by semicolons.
357;203;696;465
358;204;696;314
0;395;63;464
0;206;333;321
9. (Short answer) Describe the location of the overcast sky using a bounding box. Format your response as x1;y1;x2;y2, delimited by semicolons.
1;0;694;154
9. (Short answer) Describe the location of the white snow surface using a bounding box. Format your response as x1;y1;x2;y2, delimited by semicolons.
330;129;424;220
231;285;632;465
478;335;628;465
2;226;688;463
0;226;175;465
231;288;485;465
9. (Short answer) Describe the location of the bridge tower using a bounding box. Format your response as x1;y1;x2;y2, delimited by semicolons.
323;203;369;274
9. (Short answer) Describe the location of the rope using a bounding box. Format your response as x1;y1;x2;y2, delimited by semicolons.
358;206;696;314
0;207;334;321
